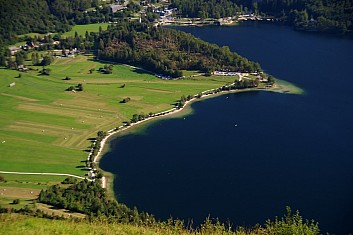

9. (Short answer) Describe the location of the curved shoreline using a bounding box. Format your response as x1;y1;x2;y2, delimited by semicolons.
92;79;302;189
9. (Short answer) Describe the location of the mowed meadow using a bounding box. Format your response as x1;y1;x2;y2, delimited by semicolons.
0;54;237;203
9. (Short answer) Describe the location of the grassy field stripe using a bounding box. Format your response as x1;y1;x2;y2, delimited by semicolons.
0;171;91;181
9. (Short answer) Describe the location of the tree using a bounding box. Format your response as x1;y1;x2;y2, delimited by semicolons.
99;39;104;50
267;75;275;84
42;55;53;66
15;53;24;65
77;83;83;91
40;67;51;75
31;53;38;65
131;114;139;123
66;86;75;91
121;97;131;103
12;199;20;204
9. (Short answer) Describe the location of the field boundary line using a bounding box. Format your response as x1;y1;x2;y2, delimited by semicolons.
0;171;92;181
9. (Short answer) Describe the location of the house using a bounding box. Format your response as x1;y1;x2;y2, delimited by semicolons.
8;46;20;56
18;65;28;71
110;4;126;13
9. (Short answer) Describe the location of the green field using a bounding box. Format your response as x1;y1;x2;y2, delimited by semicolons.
0;54;240;193
62;23;110;37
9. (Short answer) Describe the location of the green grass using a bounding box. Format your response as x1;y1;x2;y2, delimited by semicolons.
62;23;110;37
0;53;300;197
0;210;320;235
0;54;244;187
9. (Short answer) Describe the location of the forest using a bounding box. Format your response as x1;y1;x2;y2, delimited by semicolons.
0;0;120;47
96;22;262;77
38;179;156;223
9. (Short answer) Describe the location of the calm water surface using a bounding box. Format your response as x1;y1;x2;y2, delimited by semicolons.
100;22;353;234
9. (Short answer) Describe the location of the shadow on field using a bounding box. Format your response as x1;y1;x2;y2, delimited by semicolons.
75;166;85;169
132;68;151;75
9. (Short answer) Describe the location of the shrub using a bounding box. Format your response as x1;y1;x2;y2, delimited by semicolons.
12;199;20;204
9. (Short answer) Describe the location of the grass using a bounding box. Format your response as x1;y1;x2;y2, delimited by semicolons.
0;53;300;206
62;23;110;37
0;210;320;235
0;54;244;190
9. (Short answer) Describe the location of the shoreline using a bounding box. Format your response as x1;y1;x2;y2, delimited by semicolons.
93;78;302;191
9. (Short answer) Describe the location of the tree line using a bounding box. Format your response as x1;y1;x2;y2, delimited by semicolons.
170;0;353;35
38;179;156;224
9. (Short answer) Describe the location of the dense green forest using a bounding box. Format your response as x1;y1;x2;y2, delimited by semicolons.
0;0;114;46
38;179;153;223
258;0;353;34
97;22;262;77
171;0;353;34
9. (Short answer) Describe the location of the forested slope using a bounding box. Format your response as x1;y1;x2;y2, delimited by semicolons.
0;0;111;46
97;23;262;77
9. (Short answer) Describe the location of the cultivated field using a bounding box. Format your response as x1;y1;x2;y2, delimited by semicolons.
0;54;237;204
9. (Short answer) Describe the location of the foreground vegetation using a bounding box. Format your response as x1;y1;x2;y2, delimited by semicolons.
0;209;321;235
1;178;320;235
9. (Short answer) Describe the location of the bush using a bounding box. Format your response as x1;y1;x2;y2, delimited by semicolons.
61;177;77;184
121;97;131;103
12;199;20;204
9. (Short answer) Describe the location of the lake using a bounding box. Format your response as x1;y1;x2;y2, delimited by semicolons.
100;22;353;234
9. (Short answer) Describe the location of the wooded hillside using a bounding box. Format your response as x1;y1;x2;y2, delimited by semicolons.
97;23;262;77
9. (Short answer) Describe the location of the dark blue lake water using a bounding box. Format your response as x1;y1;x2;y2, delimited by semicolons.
100;22;353;234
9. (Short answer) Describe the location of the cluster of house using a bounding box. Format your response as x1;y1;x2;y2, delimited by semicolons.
9;40;63;56
56;48;79;59
213;71;241;76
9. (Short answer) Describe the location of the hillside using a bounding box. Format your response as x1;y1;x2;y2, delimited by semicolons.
0;0;111;46
98;22;262;77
